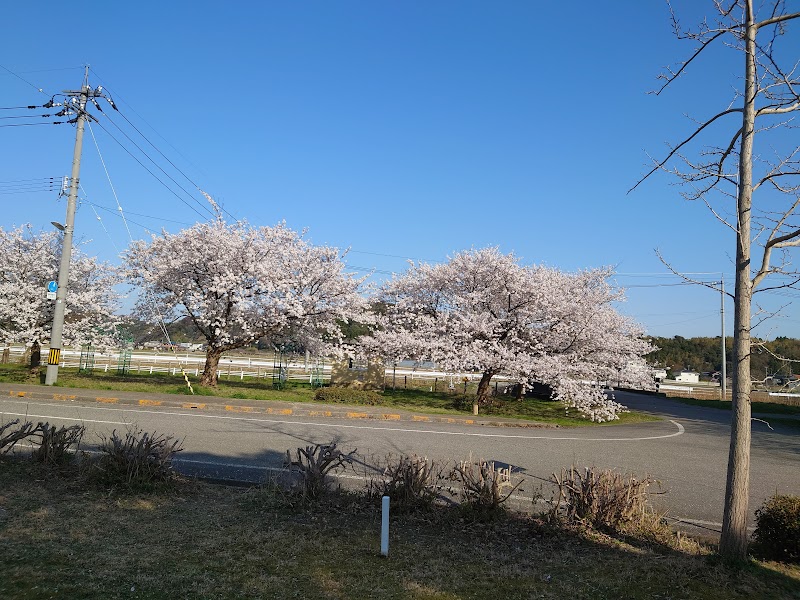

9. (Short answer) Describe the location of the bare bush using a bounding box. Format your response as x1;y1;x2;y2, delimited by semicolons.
31;422;84;465
284;442;356;501
372;454;444;512
549;466;658;532
0;419;38;454
451;458;520;511
95;428;183;488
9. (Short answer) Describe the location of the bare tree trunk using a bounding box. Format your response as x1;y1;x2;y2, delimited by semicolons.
200;347;223;387
720;6;756;562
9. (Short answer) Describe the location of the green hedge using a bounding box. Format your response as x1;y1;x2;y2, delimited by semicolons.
314;387;382;406
751;494;800;563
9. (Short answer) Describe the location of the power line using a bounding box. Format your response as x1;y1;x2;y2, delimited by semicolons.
0;113;56;120
90;120;212;220
84;200;193;227
89;67;234;220
106;103;237;222
619;282;700;288
0;177;60;184
345;264;395;276
88;69;204;170
0;121;67;128
0;183;59;191
98;114;216;219
0;63;51;96
348;249;436;262
0;105;46;111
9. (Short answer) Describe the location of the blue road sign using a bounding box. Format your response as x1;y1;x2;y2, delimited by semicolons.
47;281;58;293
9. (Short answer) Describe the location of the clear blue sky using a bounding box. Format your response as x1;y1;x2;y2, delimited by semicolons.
2;1;798;339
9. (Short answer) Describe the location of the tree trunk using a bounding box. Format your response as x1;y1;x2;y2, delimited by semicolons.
200;347;224;387
720;6;755;562
30;341;41;370
476;371;495;405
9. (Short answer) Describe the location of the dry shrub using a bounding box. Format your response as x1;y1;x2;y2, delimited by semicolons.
284;442;356;501
95;428;183;488
372;454;444;512
31;422;84;465
0;419;38;453
751;494;800;564
451;458;520;511
550;466;659;532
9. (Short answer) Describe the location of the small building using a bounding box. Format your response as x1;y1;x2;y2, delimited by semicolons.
675;371;700;383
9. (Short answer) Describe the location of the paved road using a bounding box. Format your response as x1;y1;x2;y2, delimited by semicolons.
2;384;798;536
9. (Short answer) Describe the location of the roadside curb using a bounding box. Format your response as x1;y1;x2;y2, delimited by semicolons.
0;385;559;429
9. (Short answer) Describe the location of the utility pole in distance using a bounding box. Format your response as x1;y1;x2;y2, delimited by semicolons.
45;68;105;385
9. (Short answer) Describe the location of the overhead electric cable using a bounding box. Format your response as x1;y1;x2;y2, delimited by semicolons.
107;107;238;222
0;63;51;96
0;105;45;111
348;249;437;262
0;183;58;190
91;120;211;219
0;177;60;184
85;125;191;360
0;114;60;121
84;201;193;227
87;121;136;241
95;118;215;219
616;282;700;288
0;122;67;128
88;69;209;175
89;67;237;221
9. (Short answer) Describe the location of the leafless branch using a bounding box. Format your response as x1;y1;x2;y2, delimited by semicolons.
629;108;744;193
751;418;774;430
656;249;731;297
756;11;800;29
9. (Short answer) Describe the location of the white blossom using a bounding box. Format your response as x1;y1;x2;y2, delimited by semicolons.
124;219;368;386
0;225;121;348
365;247;654;421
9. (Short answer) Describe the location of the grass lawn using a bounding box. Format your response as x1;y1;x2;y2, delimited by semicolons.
0;364;659;427
1;459;798;600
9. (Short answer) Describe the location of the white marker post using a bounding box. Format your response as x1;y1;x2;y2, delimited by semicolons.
381;495;390;557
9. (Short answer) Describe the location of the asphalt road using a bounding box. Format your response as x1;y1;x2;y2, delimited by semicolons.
2;387;798;536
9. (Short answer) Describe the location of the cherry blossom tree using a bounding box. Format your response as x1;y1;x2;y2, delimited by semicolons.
124;219;368;387
366;247;654;421
0;225;121;352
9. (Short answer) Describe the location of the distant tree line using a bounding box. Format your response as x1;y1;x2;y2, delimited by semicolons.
649;336;800;380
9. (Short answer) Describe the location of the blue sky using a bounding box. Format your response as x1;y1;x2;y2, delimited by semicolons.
1;1;798;339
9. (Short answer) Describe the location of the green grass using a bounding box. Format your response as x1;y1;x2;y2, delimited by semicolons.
1;458;798;600
676;397;800;416
0;364;659;426
381;388;661;427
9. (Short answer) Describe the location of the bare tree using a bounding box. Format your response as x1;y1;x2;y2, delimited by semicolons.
632;1;800;561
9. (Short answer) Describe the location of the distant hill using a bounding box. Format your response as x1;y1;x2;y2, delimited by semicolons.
648;336;800;380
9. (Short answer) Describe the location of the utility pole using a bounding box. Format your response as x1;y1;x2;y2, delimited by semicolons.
45;68;105;385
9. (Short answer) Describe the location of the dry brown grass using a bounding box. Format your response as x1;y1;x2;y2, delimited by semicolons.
1;458;799;599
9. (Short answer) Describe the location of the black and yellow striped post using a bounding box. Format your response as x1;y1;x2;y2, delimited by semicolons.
48;348;61;366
